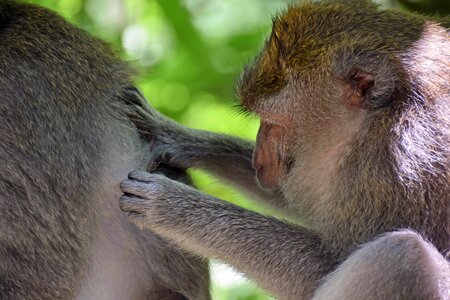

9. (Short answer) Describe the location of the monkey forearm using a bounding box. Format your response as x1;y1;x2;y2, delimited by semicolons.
120;173;337;300
172;129;284;208
125;91;283;207
159;207;334;299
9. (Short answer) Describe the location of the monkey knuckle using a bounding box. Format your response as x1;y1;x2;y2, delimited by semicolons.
148;173;163;183
119;179;133;191
144;182;165;197
128;169;142;177
159;180;181;194
119;201;133;213
128;211;144;220
128;170;152;181
119;195;139;211
120;180;156;200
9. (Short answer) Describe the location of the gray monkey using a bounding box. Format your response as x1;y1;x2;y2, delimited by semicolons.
0;2;209;299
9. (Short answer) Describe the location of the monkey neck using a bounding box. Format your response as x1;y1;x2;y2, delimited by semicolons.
313;101;450;257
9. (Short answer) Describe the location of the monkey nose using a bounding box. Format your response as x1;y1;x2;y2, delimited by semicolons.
252;151;263;172
253;152;274;189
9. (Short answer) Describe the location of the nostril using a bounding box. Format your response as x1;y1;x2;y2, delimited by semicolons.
254;164;263;174
252;154;263;172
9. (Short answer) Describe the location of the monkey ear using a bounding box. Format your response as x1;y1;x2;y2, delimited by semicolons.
333;47;398;109
342;70;375;109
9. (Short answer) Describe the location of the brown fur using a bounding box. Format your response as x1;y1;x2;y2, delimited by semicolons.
238;0;450;257
120;1;449;299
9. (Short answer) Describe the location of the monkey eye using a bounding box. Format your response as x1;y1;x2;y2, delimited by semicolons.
258;113;289;128
233;103;254;117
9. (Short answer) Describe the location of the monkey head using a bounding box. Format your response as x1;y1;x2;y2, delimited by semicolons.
238;0;449;214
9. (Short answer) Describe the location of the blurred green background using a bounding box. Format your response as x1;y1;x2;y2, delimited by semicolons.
25;0;449;299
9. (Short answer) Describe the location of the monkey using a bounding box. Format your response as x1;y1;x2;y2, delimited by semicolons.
119;0;450;299
0;1;210;299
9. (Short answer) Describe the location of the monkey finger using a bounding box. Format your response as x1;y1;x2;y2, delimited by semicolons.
119;194;149;214
122;88;141;105
133;102;159;118
133;104;182;135
122;88;156;117
146;147;172;172
128;170;154;182
147;153;175;173
122;88;161;120
120;179;158;199
126;110;157;134
122;87;148;106
147;160;160;172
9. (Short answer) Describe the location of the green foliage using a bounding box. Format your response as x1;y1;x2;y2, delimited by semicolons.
24;0;449;299
397;0;450;14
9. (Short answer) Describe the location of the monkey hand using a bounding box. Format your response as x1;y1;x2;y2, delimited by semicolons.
122;87;255;174
122;87;195;169
119;170;203;231
122;87;186;140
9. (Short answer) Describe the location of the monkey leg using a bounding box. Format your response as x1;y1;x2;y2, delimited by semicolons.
119;171;338;300
313;230;450;300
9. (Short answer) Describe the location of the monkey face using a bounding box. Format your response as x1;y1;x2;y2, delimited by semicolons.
236;0;442;206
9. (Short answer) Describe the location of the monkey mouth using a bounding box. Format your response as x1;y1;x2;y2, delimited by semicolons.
255;167;281;189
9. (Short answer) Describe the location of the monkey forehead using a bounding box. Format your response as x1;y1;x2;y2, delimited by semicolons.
238;0;426;109
239;1;370;109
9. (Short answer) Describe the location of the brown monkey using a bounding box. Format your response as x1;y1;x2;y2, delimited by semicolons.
0;1;209;299
120;0;450;299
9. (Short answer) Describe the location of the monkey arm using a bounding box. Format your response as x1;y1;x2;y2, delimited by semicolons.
123;88;285;209
165;129;286;209
312;230;450;300
120;171;338;300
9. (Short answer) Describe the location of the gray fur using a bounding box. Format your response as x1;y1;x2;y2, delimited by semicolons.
0;2;209;299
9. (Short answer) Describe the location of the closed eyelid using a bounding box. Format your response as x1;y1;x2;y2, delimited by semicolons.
258;112;290;127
